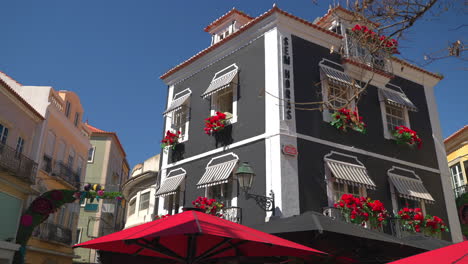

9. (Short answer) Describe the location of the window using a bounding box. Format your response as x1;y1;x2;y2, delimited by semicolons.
128;198;136;216
163;191;180;215
45;131;56;157
332;182;364;202
385;104;406;132
75;228;82;244
0;124;9;145
77;156;84;181
139;192;150;211
328;83;349;109
65;101;71;118
207;183;233;207
451;163;466;198
68;149;75;168
74;112;80;127
172;107;188;140
398;197;421;209
211;88;233;115
15;137;25;158
80;197;86;207
88;147;95;163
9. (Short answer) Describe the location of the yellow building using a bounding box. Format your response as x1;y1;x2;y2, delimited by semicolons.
0;72;91;264
0;72;44;264
445;125;468;198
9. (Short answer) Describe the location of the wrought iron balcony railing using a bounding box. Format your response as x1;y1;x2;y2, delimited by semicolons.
0;143;37;184
51;161;81;188
220;206;242;224
454;184;467;198
344;35;392;73
32;222;73;245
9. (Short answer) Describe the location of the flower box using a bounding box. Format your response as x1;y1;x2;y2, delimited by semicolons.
396;207;449;236
192;196;225;217
330;108;367;134
161;130;181;150
334;194;388;229
393;125;422;149
204;112;232;135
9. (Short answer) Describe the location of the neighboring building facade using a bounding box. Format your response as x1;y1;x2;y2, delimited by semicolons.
122;154;159;229
74;124;129;264
1;72;92;264
0;72;44;264
445;125;468;198
156;6;462;261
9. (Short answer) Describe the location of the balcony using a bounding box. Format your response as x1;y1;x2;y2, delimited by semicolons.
220;206;242;224
0;143;37;184
51;161;81;189
454;184;467;198
343;35;392;73
32;223;73;246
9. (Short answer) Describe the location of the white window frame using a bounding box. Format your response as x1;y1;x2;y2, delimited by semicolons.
320;61;356;123
210;64;238;125
74;112;80;127
205;182;234;208
76;228;83;244
0;123;9;145
80;197;87;207
169;88;191;143
128;197;136;216
65;101;71;118
388;166;427;215
15;137;25;157
87;146;96;163
450;163;466;198
379;94;410;139
139;191;151;211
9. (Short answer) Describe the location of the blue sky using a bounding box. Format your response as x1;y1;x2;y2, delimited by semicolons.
1;0;466;168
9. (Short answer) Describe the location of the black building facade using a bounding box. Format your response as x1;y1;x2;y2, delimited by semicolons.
155;6;462;262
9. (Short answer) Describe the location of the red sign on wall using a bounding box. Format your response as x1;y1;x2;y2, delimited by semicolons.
282;145;298;156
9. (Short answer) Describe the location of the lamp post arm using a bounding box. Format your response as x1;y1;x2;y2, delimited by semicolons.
245;190;275;216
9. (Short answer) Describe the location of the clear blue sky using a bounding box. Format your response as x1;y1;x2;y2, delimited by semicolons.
1;0;466;168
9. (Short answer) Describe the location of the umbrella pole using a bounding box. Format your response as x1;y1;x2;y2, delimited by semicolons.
186;234;198;264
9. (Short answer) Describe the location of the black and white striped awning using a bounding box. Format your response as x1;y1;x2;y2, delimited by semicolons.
197;153;238;188
201;67;238;99
325;158;376;190
163;89;191;116
379;88;417;112
388;170;434;203
319;64;361;89
155;169;186;197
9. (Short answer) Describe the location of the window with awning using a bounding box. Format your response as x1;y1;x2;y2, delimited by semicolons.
379;84;417;112
325;152;377;190
163;88;191;116
156;168;186;198
388;167;434;203
319;63;361;89
197;153;239;188
201;64;238;99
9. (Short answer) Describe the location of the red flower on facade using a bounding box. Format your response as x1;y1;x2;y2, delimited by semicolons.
393;125;423;149
330;108;367;133
192;196;224;217
204;112;229;135
20;214;33;227
351;24;399;54
161;130;181;150
334;194;388;229
396;207;449;235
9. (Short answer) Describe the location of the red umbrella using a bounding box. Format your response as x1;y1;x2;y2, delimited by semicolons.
74;209;326;263
389;241;468;264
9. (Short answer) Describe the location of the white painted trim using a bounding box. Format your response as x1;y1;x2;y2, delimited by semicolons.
388;166;422;181
423;83;463;242
206;152;239;168
324;151;365;167
173;88;192;99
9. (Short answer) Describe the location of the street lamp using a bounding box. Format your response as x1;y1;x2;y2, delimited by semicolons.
235;162;275;216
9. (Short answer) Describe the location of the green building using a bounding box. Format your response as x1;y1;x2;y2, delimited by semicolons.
74;124;129;264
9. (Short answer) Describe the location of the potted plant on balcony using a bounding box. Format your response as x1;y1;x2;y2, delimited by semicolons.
160;130;181;151
334;194;388;229
330;108;367;134
396;207;449;236
204;112;232;135
393;125;423;149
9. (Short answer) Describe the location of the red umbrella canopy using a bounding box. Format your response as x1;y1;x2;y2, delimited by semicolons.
74;210;326;263
389;241;468;264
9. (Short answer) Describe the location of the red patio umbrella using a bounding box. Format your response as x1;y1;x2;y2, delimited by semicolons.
74;209;326;263
389;241;468;264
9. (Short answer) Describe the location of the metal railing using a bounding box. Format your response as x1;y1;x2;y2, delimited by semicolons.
32;223;73;245
344;35;392;73
220;206;242;224
0;143;37;184
51;161;81;188
454;184;467;198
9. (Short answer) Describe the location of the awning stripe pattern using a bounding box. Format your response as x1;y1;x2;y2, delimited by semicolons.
319;65;361;89
197;159;238;188
155;172;186;197
163;92;191;116
325;159;376;190
388;174;434;203
379;88;417;112
201;69;238;98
